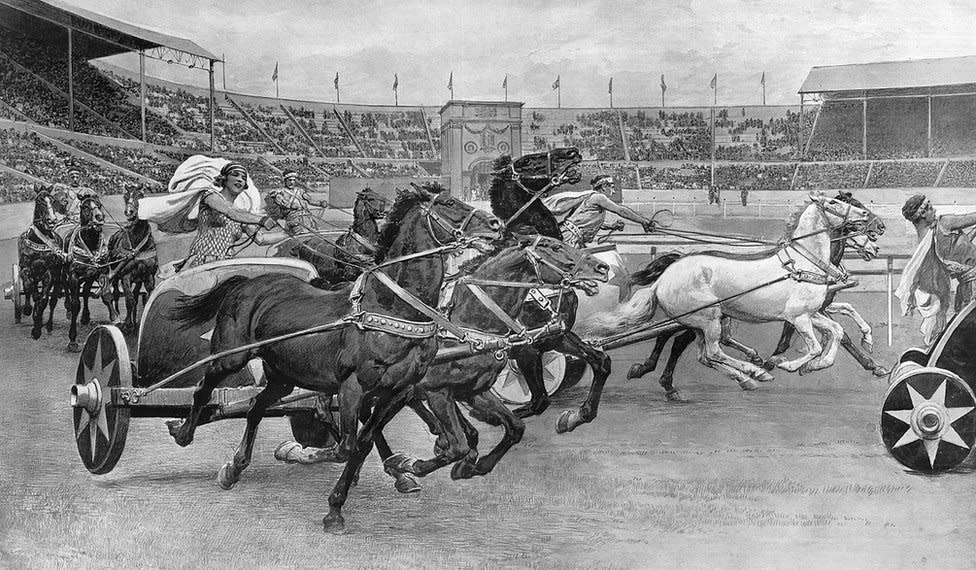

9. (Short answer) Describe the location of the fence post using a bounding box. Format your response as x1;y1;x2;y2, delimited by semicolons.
723;199;727;218
887;255;893;347
691;201;696;217
757;200;762;217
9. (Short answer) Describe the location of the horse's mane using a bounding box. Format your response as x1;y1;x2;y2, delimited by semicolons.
488;155;562;239
375;187;437;261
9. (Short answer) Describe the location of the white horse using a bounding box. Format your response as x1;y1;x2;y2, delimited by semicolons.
580;193;881;389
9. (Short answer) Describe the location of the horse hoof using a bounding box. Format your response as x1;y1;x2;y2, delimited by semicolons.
274;441;304;463
555;410;577;434
323;514;346;535
216;463;239;490
755;370;775;383
31;329;42;340
665;389;684;402
739;378;759;391
872;366;891;378
383;452;417;476
66;341;80;352
627;363;646;380
450;460;478;480
166;419;193;447
22;306;32;316
394;473;422;494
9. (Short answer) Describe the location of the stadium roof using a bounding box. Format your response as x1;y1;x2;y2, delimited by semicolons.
0;0;217;62
799;55;976;94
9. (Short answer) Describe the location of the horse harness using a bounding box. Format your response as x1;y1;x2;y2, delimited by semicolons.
501;153;580;229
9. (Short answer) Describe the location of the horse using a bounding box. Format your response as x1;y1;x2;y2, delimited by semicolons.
276;236;609;482
17;186;66;340
107;185;158;333
580;192;882;394
378;235;608;483
274;187;389;285
488;147;616;433
64;195;117;351
624;191;888;401
166;183;500;533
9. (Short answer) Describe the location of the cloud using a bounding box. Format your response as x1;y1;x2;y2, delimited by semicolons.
68;0;976;107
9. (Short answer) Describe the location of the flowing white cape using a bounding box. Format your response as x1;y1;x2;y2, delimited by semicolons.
542;190;596;223
138;155;263;233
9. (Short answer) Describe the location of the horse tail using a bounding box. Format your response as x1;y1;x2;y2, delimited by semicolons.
629;252;682;287
169;275;249;330
577;282;660;338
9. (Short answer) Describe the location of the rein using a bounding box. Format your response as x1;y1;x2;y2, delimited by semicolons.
502;157;579;229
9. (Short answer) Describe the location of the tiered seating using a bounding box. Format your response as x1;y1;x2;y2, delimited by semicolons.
639;163;710;189
0;127;143;194
60;139;175;182
623;109;709;161
0;170;34;203
232;100;309;155
866;98;927;159
868;161;940;187
939;160;976;187
805;100;863;161
932;95;976;156
793;162;867;190
335;107;436;160
714;163;793;191
525;108;625;160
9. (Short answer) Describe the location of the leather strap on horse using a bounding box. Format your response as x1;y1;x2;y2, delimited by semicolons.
27;226;64;255
369;269;469;340
462;283;527;335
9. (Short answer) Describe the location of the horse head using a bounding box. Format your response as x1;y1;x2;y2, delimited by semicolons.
124;185;147;221
356;187;389;220
519;236;610;295
32;186;61;231
377;182;500;261
832;191;883;261
79;195;105;230
501;147;583;192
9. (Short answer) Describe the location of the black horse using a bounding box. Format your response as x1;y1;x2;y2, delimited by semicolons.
487;147;614;432
274;187;388;285
64;196;116;351
167;184;499;533
626;190;888;401
108;185;158;333
380;235;608;483
18;186;66;339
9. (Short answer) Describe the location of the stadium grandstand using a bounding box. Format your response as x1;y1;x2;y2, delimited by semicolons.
1;0;975;204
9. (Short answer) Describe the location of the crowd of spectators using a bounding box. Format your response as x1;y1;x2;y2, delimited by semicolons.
793;163;868;190
713;163;792;191
868;161;940;188
940;160;976;187
0;28;180;146
0;170;34;203
0;128;145;195
61;139;174;183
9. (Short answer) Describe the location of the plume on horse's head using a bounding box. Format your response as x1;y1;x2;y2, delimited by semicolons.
375;184;442;261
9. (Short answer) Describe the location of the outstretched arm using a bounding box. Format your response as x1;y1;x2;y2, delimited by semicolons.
589;193;651;226
203;192;268;225
939;212;976;232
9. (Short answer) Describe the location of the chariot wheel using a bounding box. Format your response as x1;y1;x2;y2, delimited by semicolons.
71;325;131;474
11;264;22;324
881;366;976;473
492;351;568;405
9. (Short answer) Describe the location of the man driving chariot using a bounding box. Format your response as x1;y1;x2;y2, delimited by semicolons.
265;170;330;234
543;174;655;248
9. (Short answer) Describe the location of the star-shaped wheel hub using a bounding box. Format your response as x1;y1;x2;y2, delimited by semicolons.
72;339;115;463
885;379;975;469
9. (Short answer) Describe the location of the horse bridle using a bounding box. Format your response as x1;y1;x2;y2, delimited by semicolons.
421;197;483;247
501;154;581;229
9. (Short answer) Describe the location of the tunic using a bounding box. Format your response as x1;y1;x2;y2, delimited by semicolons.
182;190;244;270
268;187;316;234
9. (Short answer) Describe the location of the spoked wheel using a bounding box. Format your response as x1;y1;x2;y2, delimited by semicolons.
881;366;976;473
11;264;22;324
492;351;568;405
71;325;132;474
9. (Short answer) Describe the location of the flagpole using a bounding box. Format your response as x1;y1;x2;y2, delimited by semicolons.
609;77;613;109
762;73;766;106
710;73;716;192
558;84;561;108
221;53;226;91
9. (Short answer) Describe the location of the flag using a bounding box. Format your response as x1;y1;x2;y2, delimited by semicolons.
760;71;766;86
709;73;717;89
660;74;667;93
608;77;613;94
271;62;278;82
448;71;453;91
552;75;560;90
334;72;339;90
502;74;508;89
393;73;398;91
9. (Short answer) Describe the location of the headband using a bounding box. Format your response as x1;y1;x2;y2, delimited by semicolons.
902;194;928;222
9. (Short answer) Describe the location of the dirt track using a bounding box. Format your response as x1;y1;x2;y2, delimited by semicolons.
2;220;975;568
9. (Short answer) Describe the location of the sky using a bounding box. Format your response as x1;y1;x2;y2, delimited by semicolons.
62;0;976;108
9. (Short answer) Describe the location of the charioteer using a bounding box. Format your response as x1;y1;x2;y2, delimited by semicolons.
896;194;976;345
542;174;655;248
266;170;330;234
